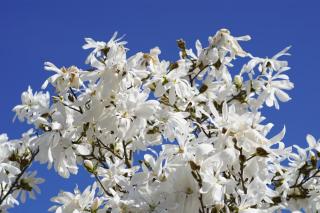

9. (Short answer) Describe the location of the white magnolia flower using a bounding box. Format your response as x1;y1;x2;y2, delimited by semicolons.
165;167;200;213
210;28;251;58
49;183;98;213
99;86;159;141
42;62;86;93
83;32;127;70
16;171;44;203
158;110;189;142
242;46;291;74
150;59;194;105
12;86;50;123
259;68;294;109
97;158;132;189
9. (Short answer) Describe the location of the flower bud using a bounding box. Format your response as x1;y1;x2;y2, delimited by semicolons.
256;147;269;157
234;75;243;88
20;178;32;191
91;197;102;211
84;160;94;172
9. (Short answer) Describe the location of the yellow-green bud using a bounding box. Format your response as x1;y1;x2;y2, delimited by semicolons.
234;75;243;88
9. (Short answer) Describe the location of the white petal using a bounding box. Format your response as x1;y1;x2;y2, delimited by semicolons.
270;126;286;143
275;89;291;102
75;144;91;155
306;134;317;148
168;87;176;105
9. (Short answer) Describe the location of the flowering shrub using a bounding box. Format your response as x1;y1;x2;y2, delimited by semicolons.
1;29;319;212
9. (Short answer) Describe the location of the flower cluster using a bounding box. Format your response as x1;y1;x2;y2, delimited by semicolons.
1;29;319;212
0;132;43;212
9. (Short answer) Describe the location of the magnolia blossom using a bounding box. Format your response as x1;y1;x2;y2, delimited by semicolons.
12;86;50;123
0;29;320;213
49;183;101;213
15;171;44;203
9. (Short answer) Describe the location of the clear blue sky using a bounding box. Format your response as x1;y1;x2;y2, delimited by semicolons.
1;0;319;212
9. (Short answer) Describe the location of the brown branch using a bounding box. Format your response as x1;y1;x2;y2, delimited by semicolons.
122;141;131;168
93;174;113;197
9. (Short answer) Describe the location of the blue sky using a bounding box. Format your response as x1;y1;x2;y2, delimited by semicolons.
1;0;320;212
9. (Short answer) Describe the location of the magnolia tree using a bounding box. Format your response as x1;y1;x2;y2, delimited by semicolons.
0;29;320;213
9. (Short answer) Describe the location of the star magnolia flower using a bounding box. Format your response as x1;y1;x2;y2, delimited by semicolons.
12;86;50;123
210;28;251;58
41;62;86;93
49;183;98;213
16;171;44;203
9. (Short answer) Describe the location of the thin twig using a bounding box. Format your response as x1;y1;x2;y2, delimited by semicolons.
122;141;131;168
